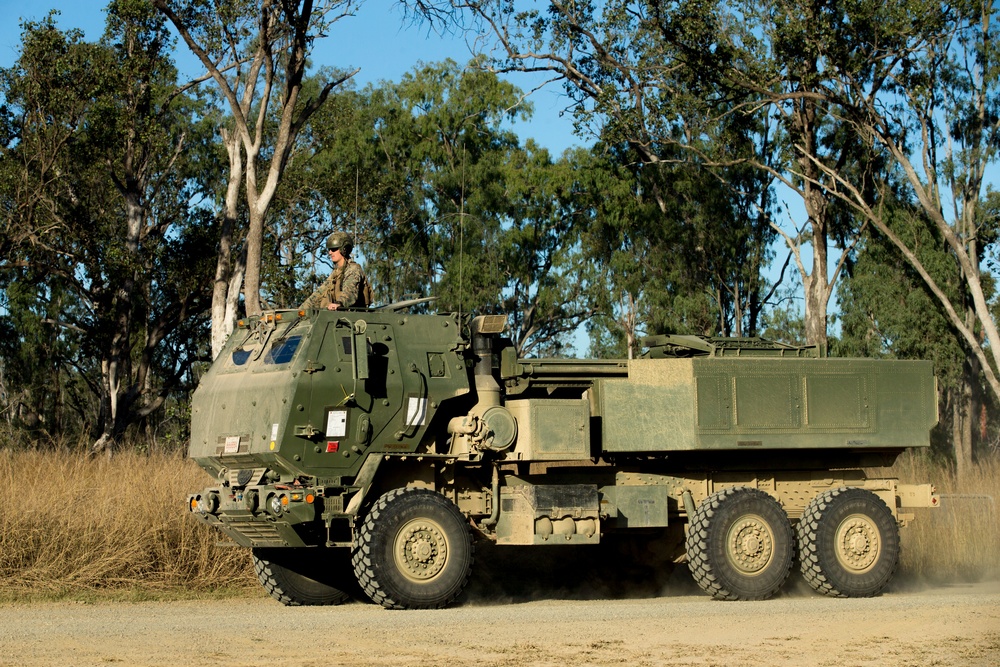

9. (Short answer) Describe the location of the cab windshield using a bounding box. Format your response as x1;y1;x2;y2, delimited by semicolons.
227;319;308;371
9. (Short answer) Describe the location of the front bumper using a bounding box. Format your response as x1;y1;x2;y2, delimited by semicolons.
188;485;323;548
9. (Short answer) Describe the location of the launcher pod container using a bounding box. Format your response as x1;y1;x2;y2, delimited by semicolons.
188;305;939;609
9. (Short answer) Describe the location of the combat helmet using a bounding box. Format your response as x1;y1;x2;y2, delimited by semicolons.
326;231;354;255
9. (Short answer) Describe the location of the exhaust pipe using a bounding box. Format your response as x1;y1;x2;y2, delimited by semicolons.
448;315;516;455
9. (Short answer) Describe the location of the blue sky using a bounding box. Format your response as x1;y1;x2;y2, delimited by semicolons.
0;0;584;156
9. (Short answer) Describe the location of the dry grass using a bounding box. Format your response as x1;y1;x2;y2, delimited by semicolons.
872;451;1000;584
0;448;995;602
0;449;257;602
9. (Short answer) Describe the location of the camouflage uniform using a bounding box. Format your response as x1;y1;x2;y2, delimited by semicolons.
301;259;369;310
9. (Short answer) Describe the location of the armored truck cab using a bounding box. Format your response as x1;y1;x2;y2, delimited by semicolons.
188;306;939;608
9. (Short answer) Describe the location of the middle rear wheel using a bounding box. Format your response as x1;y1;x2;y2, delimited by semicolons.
686;487;795;600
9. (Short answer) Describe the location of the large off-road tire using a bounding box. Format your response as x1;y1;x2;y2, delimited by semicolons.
352;488;474;610
686;487;795;601
797;487;899;598
252;547;353;606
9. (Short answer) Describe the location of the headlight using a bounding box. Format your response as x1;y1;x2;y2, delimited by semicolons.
269;494;284;515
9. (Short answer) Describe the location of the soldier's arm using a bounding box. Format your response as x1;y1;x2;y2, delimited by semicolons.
301;271;335;310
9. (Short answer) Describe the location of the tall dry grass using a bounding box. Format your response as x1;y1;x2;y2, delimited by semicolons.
0;449;256;601
872;451;1000;584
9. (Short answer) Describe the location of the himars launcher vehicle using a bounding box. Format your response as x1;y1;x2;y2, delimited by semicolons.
187;303;940;609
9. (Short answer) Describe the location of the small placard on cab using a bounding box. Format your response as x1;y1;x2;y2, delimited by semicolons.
327;410;348;437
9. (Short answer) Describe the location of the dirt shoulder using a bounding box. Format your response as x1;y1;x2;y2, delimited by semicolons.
0;581;997;667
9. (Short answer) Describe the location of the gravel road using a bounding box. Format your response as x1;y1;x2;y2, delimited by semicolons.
1;579;997;667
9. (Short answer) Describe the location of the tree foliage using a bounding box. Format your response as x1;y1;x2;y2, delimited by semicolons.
0;4;217;450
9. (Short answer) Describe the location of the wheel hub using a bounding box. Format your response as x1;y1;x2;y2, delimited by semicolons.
395;520;449;582
835;514;881;573
727;515;774;575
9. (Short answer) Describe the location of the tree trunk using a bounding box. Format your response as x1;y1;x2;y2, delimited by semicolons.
243;203;266;316
210;129;244;359
92;359;121;458
802;270;829;351
92;187;144;455
952;380;973;482
621;292;638;360
793;94;831;351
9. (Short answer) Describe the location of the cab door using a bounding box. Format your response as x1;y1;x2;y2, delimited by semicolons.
303;319;402;469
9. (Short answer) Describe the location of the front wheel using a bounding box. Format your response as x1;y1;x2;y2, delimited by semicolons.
686;487;795;600
798;487;899;597
253;547;353;606
352;488;474;610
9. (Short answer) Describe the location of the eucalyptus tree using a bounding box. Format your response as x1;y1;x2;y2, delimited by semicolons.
0;4;217;451
573;139;776;358
722;0;888;350
577;149;669;358
656;0;1000;409
676;0;1000;412
153;0;359;358
301;61;523;306
494;142;597;357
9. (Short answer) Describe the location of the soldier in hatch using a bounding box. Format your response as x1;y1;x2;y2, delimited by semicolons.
301;231;372;310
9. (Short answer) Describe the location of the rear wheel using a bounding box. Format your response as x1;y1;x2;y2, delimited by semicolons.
352;488;474;610
253;547;353;606
798;487;899;597
686;487;795;600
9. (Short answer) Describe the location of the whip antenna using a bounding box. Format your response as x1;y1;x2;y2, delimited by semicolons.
459;145;466;321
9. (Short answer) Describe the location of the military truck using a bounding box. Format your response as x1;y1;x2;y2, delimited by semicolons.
187;303;939;609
